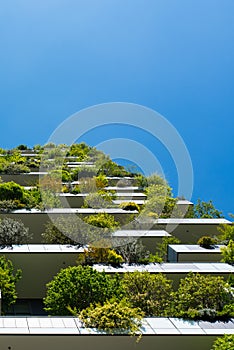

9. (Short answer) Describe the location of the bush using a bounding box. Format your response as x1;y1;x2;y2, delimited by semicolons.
221;240;234;265
82;243;123;267
197;236;217;248
218;224;234;244
0;182;24;201
79;299;143;336
0;256;22;313
83;192;114;209
115;239;149;264
122;271;173;316
120;202;140;212
156;236;181;261
0;218;32;248
44;265;123;315
173;272;233;320
84;213;119;229
211;335;234;350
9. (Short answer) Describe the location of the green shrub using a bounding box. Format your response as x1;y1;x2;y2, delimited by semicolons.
211;335;234;350
0;182;24;201
0;256;22;313
156;236;181;261
122;271;173;316
120;202;140;212
173;272;233;320
44;265;123;315
115;239;149;264
221;240;234;265
218;224;234;244
79;299;143;336
83;243;123;266
84;213;119;229
0;218;32;248
197;236;217;248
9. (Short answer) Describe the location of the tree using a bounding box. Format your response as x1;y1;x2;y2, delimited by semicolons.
115;238;149;264
220;240;234;265
122;271;173;316
0;256;22;313
0;218;32;248
192;199;223;218
156;235;181;261
174;272;233;320
79;299;143;336
211;335;234;350
218;224;234;244
44;265;123;315
141;184;178;218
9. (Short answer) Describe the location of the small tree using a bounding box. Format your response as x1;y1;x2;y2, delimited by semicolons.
192;199;223;218
115;239;149;264
122;271;173;316
174;272;233;320
218;224;234;244
44;265;123;315
79;299;143;336
211;335;234;350
156;236;181;261
221;240;234;265
0;218;32;248
0;256;22;313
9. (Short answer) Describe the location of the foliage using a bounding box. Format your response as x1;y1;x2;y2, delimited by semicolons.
71;166;97;181
115;239;149;264
122;271;173;316
95;174;108;189
0;182;24;201
39;190;62;209
197;236;217;248
173;272;234;320
0;200;24;212
142;184;178;218
83;191;114;209
156;236;181;261
218;224;234;244
0;256;22;313
192;199;224;218
82;243;124;266
67;142;91;161
84;213;119;229
211;335;234;350
0;218;32;248
42;220;78;245
120;202;140;212
79;298;143;336
44;265;123;315
146;173;168;187
135;174;148;190
42;215;97;246
79;177;97;193
98;160;130;177
16;144;28;150
221;240;234;265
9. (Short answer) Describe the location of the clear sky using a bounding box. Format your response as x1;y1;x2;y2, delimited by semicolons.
0;1;233;217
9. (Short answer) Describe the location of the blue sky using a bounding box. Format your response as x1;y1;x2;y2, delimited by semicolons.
0;1;233;217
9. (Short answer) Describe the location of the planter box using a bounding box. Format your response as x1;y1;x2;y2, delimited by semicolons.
0;317;232;350
168;244;224;263
93;263;234;288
